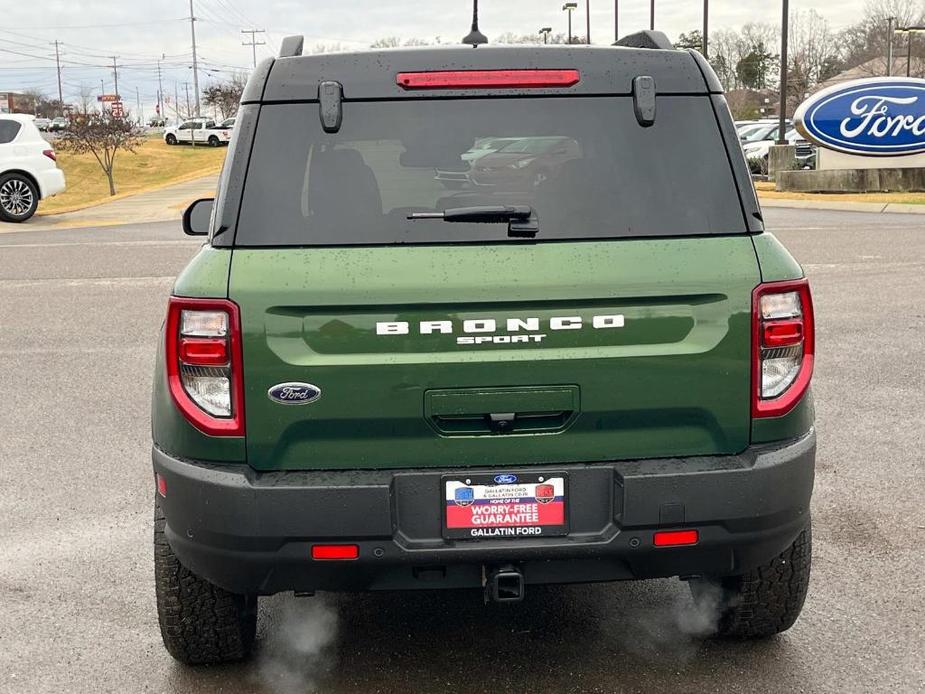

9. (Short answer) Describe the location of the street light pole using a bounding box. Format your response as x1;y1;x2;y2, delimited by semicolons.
586;0;591;44
563;3;577;44
703;0;709;58
896;27;925;78
650;0;655;31
887;17;896;76
539;27;552;44
778;0;789;145
614;0;619;42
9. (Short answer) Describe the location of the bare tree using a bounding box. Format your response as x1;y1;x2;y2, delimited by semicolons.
56;112;144;196
840;0;925;75
788;10;844;107
77;83;96;115
202;73;247;119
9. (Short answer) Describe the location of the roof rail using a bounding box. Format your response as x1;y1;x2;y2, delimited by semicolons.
613;30;674;50
279;35;304;58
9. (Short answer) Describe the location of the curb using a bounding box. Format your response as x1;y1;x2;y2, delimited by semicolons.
758;197;925;215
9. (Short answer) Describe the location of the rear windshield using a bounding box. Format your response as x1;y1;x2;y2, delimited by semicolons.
235;97;746;246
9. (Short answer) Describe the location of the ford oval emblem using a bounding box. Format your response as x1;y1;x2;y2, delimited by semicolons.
267;382;321;405
795;77;925;156
494;474;518;484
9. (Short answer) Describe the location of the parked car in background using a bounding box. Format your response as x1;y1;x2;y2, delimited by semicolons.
163;118;232;147
149;117;168;128
34;118;51;132
0;114;66;222
742;127;815;173
435;136;523;188
469;136;582;190
48;117;68;132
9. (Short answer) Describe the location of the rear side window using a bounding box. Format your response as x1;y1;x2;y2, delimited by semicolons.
236;97;745;246
0;120;22;144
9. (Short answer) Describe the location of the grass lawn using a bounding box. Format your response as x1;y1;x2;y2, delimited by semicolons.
755;181;925;205
39;139;226;215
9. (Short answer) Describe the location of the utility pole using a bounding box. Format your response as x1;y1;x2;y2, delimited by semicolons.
156;55;165;122
887;17;895;76
100;79;105;112
585;0;591;44
175;81;180;119
241;28;266;68
189;0;201;116
184;82;191;117
703;0;709;59
136;86;141;123
650;0;655;31
110;56;120;98
52;40;64;115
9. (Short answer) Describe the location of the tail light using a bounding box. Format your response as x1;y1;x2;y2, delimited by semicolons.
43;149;56;162
752;279;815;418
165;297;245;436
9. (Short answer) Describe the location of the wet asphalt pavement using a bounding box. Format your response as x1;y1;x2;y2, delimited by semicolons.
1;209;923;693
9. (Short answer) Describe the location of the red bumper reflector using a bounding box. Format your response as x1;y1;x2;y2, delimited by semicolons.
311;544;359;560
156;473;167;498
762;319;804;347
653;529;699;547
397;69;581;90
178;337;229;366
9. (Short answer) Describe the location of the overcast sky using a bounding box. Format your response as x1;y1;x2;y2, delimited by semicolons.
2;0;870;116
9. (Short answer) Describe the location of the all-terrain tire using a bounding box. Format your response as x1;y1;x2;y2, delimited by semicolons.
208;135;220;147
690;525;811;639
154;500;257;664
165;134;177;145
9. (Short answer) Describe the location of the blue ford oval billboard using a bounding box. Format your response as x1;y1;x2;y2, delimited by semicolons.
795;78;925;156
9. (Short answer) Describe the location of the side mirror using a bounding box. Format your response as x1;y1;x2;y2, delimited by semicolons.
182;198;214;236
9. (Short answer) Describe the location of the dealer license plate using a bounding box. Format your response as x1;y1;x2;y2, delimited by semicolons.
443;473;568;540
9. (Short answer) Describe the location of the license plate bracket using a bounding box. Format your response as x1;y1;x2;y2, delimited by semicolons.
442;473;568;540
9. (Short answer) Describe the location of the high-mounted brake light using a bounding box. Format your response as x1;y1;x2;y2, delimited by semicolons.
165;297;245;436
396;69;580;90
752;279;815;418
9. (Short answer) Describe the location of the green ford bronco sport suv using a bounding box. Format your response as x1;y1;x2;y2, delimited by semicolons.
152;31;815;664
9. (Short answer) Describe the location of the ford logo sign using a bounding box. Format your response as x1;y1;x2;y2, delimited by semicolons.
795;77;925;156
268;382;321;405
494;474;518;484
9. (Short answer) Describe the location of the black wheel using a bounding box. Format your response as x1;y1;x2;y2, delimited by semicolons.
208;135;220;147
154;500;257;664
690;525;811;639
0;173;39;223
165;134;177;145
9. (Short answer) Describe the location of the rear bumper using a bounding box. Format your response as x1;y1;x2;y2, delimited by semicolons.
153;432;815;595
36;168;65;198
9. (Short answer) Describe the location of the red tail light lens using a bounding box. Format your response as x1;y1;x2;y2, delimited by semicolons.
653;529;699;547
43;149;56;162
397;69;581;90
165;297;245;436
311;544;359;560
752;279;815;418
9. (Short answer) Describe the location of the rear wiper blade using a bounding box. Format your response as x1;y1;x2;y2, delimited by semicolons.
408;205;539;238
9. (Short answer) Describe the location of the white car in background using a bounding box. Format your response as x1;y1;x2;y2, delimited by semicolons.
0;114;66;223
163;118;232;147
742;126;815;172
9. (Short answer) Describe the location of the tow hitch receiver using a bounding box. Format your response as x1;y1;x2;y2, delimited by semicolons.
485;565;525;603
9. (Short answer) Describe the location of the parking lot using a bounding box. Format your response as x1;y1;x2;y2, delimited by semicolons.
1;208;923;693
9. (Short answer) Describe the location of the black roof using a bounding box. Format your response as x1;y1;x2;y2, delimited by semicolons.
242;45;722;104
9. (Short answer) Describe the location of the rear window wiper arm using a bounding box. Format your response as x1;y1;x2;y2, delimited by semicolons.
408;205;539;238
